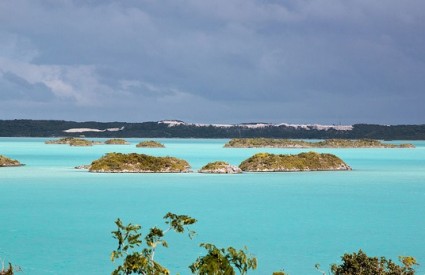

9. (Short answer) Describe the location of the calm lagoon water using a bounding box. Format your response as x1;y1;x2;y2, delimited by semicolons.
1;138;425;274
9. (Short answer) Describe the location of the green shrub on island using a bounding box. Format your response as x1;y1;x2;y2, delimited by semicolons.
199;161;242;174
239;152;351;172
45;137;102;146
69;138;94;147
316;139;414;148
104;138;130;145
225;138;414;148
136;140;165;148
89;152;190;173
0;155;23;167
225;138;311;148
45;137;76;144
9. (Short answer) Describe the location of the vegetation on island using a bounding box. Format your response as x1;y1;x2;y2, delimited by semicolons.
239;152;351;172
315;139;414;148
136;140;165;148
0;155;22;167
225;138;414;148
69;138;95;146
111;214;418;275
105;139;130;145
45;137;102;146
199;161;242;174
89;153;190;173
45;137;76;144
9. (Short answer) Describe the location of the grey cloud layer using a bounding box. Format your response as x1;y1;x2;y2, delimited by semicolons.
0;0;424;123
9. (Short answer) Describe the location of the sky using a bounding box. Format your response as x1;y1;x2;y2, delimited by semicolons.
0;0;424;124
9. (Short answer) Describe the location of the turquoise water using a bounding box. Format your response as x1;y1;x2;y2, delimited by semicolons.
1;138;425;274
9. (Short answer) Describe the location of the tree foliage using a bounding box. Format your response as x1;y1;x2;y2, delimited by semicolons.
111;213;258;275
329;250;418;275
189;243;257;275
110;214;419;275
110;212;197;275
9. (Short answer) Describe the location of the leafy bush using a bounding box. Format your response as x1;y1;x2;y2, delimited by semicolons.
111;213;196;275
111;213;257;275
327;250;418;275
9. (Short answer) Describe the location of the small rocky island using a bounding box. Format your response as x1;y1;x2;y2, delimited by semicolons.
104;138;130;145
239;152;351;172
0;155;23;167
136;140;165;148
89;152;190;173
199;161;242;174
45;137;102;146
225;138;414;148
45;137;76;144
69;138;95;146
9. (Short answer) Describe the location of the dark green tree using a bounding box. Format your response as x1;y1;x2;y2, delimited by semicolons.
189;243;257;275
110;212;197;275
327;250;418;275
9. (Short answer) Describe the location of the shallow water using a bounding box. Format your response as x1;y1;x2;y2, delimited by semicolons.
1;138;425;274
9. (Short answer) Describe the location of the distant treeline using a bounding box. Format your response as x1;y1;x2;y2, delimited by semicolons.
1;120;425;139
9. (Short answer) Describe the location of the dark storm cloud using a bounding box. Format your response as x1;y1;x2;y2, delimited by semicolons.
0;0;424;123
0;71;55;101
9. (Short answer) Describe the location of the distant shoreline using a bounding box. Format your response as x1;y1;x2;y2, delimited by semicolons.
1;119;425;140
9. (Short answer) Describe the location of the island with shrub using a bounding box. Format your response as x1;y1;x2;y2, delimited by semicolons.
239;152;351;172
105;138;130;145
0;155;23;167
82;152;351;173
199;161;242;174
45;137;102;146
225;138;414;148
89;153;190;173
45;137;76;144
136;140;165;148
